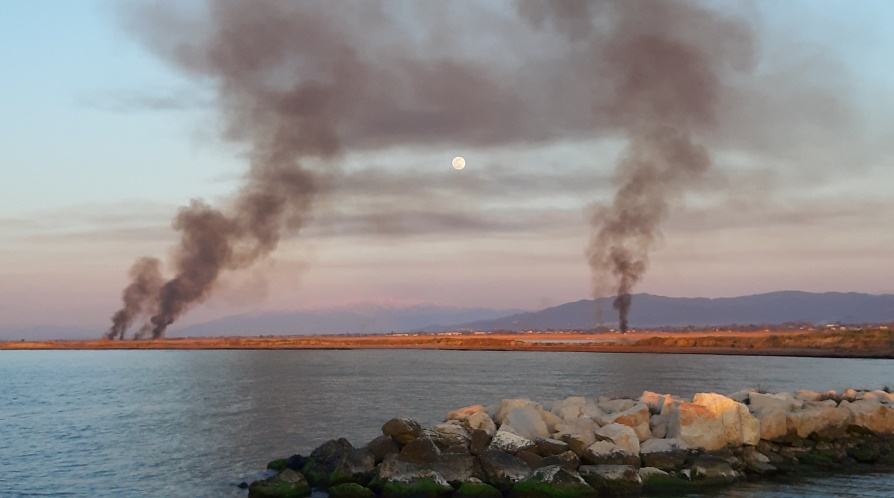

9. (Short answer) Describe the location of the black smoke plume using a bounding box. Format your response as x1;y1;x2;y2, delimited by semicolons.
522;0;753;332
106;0;755;338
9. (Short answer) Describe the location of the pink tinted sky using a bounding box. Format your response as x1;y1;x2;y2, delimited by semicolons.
1;1;893;332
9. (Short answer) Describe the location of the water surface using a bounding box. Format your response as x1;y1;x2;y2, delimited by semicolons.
2;350;892;497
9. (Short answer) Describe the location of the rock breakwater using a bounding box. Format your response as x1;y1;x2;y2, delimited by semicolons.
247;387;894;497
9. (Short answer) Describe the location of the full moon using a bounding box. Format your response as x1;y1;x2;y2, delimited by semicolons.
452;156;466;170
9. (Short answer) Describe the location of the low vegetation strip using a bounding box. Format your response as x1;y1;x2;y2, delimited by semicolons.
2;328;892;358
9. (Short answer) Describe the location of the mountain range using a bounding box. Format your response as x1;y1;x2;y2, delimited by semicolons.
3;291;892;340
420;291;894;332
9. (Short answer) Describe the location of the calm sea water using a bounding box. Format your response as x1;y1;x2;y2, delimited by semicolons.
2;350;893;497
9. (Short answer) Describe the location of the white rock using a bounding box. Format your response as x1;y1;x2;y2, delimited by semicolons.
786;406;851;438
488;430;535;453
727;389;751;403
466;412;497;436
594;423;640;455
665;401;726;451
633;422;652;442
557;404;583;421
554;417;597;437
649;414;668;439
750;406;787;441
847;399;894;433
692;393;758;446
739;404;761;446
585;440;617;459
502;406;549;440
750;392;802;412
495;399;542;425
581;402;610;424
640;437;689;454
540;409;562;433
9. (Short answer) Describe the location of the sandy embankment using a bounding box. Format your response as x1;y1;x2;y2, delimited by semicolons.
2;329;892;358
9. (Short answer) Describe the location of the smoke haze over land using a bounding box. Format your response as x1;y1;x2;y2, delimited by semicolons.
93;0;890;338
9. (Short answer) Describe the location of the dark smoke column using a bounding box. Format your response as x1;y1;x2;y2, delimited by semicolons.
521;0;753;332
586;2;751;333
106;1;348;339
586;128;711;332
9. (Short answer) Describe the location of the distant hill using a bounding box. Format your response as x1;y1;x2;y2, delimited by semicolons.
421;292;894;332
175;303;526;337
6;292;892;340
0;325;94;341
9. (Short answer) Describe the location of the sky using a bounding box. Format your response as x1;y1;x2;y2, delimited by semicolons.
1;0;893;336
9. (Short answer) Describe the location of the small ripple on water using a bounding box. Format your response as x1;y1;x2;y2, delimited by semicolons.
2;350;893;497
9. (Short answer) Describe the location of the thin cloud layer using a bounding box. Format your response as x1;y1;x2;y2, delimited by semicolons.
98;0;883;338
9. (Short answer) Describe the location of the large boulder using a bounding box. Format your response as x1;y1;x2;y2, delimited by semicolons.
534;437;569;456
248;469;311;498
786;406;851;438
503;406;550;440
382;418;423;446
594;423;640;455
692;393;759;446
866;390;894;404
430;453;480;487
380;469;454;498
397;436;441;466
479;449;532;492
508;465;599;498
301;438;354;487
742;447;777;476
750;406;788;441
427;422;471;453
470;429;493;456
688;455;737;485
495;399;542;425
330;448;376;486
639;438;689;471
750;392;802;412
649;414;669;439
488;430;536;454
609;404;650;428
447;405;486;422
845;399;894;433
583;440;640;467
539;450;581;471
466;412;497;436
665;402;727;451
364;436;399;464
555;418;597;455
609;405;652;442
639;392;669;414
579;464;643;496
540;410;562;434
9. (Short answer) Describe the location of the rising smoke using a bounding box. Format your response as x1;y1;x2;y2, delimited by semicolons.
107;0;754;338
522;0;753;332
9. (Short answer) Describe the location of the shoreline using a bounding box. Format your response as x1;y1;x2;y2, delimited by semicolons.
2;329;892;358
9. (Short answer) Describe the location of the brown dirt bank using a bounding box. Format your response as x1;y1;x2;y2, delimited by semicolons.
2;329;892;358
